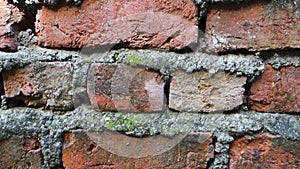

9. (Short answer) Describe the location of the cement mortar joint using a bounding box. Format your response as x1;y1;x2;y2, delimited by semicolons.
1;107;300;168
0;47;265;77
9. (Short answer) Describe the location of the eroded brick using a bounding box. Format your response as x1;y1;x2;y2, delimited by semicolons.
35;0;198;51
248;65;300;113
0;0;24;51
0;133;43;169
206;1;300;52
87;63;165;112
62;130;214;169
169;71;246;112
2;62;73;110
229;133;300;169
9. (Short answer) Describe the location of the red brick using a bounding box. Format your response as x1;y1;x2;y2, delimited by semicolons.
248;65;300;113
229;134;300;169
169;71;246;112
87;63;165;112
0;0;23;51
2;62;73;110
0;133;43;169
62;130;214;169
206;1;300;52
35;0;198;50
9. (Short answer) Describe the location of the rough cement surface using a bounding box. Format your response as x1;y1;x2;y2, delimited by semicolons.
0;107;299;168
108;49;264;76
262;50;300;69
0;46;264;77
11;0;82;6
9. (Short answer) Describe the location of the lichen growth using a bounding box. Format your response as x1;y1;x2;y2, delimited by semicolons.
126;54;142;66
104;114;149;137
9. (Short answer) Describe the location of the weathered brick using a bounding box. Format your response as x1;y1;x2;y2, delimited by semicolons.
35;0;198;50
206;1;300;52
229;133;300;169
248;65;300;113
0;133;43;169
169;71;246;112
2;62;73;110
62;130;214;169
87;63;165;112
0;0;23;51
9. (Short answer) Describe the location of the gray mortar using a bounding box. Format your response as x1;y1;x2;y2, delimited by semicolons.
0;107;300;168
11;0;82;6
0;46;264;76
17;29;38;47
0;46;77;71
85;49;264;77
262;50;300;69
0;46;300;78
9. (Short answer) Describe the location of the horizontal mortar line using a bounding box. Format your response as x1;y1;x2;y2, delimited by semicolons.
0;47;266;76
0;107;299;140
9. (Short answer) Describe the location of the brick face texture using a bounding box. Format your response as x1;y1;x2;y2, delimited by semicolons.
87;63;165;112
0;0;300;168
206;1;300;52
248;65;300;113
62;130;214;169
35;0;198;50
169;71;246;112
2;62;73;110
0;134;43;169
0;0;23;51
229;134;300;169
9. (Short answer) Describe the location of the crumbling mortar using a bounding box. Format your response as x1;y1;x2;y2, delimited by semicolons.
1;107;300;168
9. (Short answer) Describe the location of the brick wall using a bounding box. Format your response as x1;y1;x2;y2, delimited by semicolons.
0;0;299;168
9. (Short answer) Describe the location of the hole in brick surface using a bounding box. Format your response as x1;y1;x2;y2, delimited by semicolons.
117;131;153;138
198;2;209;33
7;0;37;34
163;74;171;107
87;144;97;152
217;48;257;55
26;162;31;167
